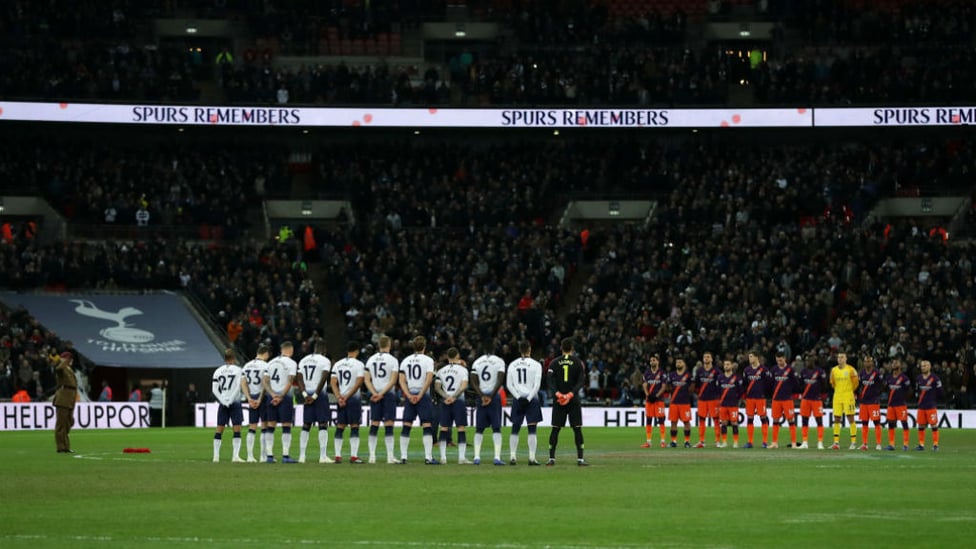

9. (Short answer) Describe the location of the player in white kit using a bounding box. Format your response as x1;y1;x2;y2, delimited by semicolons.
364;335;401;463
331;341;366;464
263;341;298;463
240;344;270;462
212;348;244;462
470;350;506;465
296;339;332;463
398;336;436;464
435;347;470;464
506;340;544;466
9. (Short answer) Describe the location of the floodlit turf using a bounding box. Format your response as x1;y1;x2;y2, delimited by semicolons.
1;426;974;548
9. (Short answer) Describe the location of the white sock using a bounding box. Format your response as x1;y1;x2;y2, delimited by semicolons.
473;433;483;460
528;433;537;461
232;436;241;458
400;435;410;460
334;433;344;458
299;430;309;459
423;433;433;460
368;434;378;460
264;431;274;459
281;431;292;457
384;435;395;460
492;432;502;460
246;431;255;459
458;442;467;462
213;437;221;460
509;433;519;460
351;435;360;458
439;439;447;462
318;430;329;459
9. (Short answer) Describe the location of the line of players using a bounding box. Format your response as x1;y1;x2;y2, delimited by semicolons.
210;335;550;465
641;350;944;451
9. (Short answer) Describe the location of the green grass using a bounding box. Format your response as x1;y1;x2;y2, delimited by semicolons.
1;427;974;548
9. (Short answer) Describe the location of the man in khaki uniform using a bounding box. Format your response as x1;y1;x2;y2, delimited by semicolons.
54;351;79;453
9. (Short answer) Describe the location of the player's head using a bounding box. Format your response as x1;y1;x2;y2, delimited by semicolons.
649;353;660;370
890;357;902;372
863;355;875;370
223;348;236;363
256;343;270;359
280;341;294;356
748;352;760;367
675;358;686;372
446;347;460;363
775;351;786;367
518;340;531;356
314;339;327;354
919;359;932;375
347;340;360;357
59;351;73;365
378;335;391;352
561;337;574;354
836;352;847;366
412;335;427;353
702;352;713;366
723;359;734;373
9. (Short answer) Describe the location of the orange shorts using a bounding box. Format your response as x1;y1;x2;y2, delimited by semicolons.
645;401;665;419
745;398;767;417
858;403;881;422
886;406;907;422
697;400;719;419
800;399;823;418
719;406;740;423
771;400;795;421
916;408;938;427
668;403;692;424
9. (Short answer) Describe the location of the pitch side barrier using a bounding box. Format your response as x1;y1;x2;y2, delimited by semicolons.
1;402;151;431
194;403;976;429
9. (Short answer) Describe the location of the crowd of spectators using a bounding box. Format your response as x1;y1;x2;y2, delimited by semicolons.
0;236;321;400
0;1;199;102
0;135;290;235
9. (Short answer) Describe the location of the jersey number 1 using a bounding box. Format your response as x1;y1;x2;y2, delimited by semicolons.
563;364;569;382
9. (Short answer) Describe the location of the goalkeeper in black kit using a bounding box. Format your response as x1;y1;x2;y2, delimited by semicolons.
546;337;589;466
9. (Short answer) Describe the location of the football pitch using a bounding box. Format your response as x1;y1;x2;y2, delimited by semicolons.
1;427;974;548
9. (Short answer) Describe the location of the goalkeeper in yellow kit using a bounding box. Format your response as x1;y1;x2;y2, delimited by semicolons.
829;352;859;450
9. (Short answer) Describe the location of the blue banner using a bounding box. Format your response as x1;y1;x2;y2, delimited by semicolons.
0;292;223;368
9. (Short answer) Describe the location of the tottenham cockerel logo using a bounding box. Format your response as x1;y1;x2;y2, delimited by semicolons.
70;299;156;343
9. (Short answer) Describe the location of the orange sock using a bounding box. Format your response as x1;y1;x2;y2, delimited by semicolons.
789;425;796;445
645;425;653;441
817;426;824;441
761;424;769;444
875;426;882;446
733;432;739;444
713;425;721;444
918;430;926;446
747;424;755;444
903;431;910;447
659;425;666;440
888;429;895;446
772;424;780;443
802;425;809;440
933;431;940;446
698;423;706;443
862;424;868;444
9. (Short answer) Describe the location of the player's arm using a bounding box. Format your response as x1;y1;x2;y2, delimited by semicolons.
434;375;449;401
528;364;542;400
364;368;379;397
489;369;505;399
829;368;837;389
314;365;330;396
456;374;469;401
330;372;344;405
398;369;411;398
212;372;224;405
343;373;364;401
469;369;484;397
850;368;859;392
418;370;434;396
378;364;398;396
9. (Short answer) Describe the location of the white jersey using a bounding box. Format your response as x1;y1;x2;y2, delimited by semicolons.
436;364;468;399
241;359;268;397
332;357;365;398
365;351;400;394
212;364;244;406
506;356;543;400
400;353;435;395
266;355;298;395
471;354;506;395
298;353;332;394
